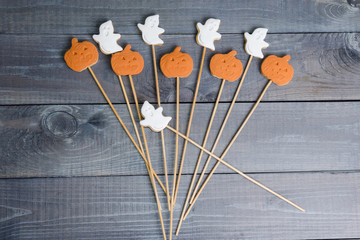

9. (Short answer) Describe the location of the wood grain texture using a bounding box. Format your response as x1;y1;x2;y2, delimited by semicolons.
0;173;359;239
0;0;359;34
0;102;359;178
1;1;360;239
0;33;359;105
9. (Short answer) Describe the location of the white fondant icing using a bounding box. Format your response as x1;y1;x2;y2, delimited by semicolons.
140;101;171;132
244;28;269;59
137;15;165;45
93;20;123;54
196;18;221;51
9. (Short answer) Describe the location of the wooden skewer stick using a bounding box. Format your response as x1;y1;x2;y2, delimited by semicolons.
118;75;154;188
175;78;225;235
152;45;171;211
172;76;180;205
170;207;174;240
169;76;180;240
184;80;299;221
114;55;158;191
173;47;206;205
128;75;167;240
189;56;253;204
117;75;145;158
165;123;305;215
118;74;167;200
87;67;166;193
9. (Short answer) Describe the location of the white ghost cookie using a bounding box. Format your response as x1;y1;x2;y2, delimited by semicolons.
93;20;123;54
196;18;221;51
244;28;269;59
140;101;171;132
137;15;165;45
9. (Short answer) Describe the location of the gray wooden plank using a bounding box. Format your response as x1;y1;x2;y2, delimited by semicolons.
1;0;359;34
0;33;360;105
0;173;359;239
0;101;359;178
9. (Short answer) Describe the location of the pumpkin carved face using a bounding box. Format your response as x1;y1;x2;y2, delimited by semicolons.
261;55;294;86
111;45;144;76
64;38;99;72
160;46;193;78
209;50;243;82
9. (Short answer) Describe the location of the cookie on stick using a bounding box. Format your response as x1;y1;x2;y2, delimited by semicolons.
137;15;172;210
189;28;270;206
64;38;166;194
176;50;243;235
92;20;151;185
111;44;167;240
93;20;123;54
173;18;222;207
184;55;298;221
160;46;193;240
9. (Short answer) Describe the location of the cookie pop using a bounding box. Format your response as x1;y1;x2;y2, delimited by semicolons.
176;50;243;235
189;28;270;207
64;38;165;192
160;46;193;240
138;15;165;45
140;101;172;132
111;44;167;240
92;20;123;54
261;55;294;86
196;18;221;51
173;18;222;210
93;21;147;170
92;21;169;199
184;55;299;222
64;38;99;72
138;15;171;210
244;28;269;59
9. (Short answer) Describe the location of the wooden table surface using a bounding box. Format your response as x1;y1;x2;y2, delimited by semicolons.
1;0;360;239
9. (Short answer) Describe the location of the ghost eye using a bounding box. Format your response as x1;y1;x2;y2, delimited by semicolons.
133;57;137;61
182;59;186;62
276;62;279;65
171;58;175;61
73;52;77;55
222;60;226;63
84;47;88;51
122;57;126;60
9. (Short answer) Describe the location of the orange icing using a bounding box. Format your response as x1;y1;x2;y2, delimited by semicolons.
160;46;193;78
64;38;99;72
209;50;243;82
261;55;294;86
111;45;144;76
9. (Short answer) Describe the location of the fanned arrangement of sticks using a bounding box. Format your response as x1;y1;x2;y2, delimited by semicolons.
64;15;302;240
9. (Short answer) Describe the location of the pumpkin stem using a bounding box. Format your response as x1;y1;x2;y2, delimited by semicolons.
228;50;237;56
71;38;78;45
283;55;291;61
124;44;132;51
174;46;181;52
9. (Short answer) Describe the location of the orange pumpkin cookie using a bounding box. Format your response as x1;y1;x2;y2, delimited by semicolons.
160;46;193;78
64;38;99;72
111;45;144;76
261;55;294;86
209;50;243;82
